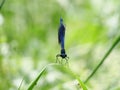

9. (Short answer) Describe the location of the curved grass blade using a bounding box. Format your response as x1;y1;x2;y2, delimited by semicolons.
27;67;46;90
27;63;59;90
27;63;88;90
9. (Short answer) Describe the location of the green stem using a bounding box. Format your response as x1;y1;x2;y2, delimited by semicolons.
85;35;120;83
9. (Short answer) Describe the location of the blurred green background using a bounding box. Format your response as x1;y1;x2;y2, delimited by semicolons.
0;0;120;90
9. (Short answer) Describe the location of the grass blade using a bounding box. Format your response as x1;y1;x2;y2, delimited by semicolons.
27;67;46;90
62;67;88;90
27;63;88;90
18;77;24;90
75;75;88;90
0;0;6;10
27;63;59;90
85;35;120;83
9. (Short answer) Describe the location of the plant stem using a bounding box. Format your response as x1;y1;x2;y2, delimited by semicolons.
84;35;120;83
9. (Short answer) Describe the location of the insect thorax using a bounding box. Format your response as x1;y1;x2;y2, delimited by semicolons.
60;49;67;58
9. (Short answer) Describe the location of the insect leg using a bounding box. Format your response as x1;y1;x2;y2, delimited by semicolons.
65;57;69;67
56;54;60;63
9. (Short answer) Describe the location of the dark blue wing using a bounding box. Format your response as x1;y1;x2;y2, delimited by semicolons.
58;24;65;49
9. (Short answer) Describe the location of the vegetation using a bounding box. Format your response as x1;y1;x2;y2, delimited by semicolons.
0;0;120;90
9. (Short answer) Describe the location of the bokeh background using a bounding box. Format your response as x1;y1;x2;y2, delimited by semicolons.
0;0;120;90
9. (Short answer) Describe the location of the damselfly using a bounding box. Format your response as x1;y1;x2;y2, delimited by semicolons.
56;18;69;64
